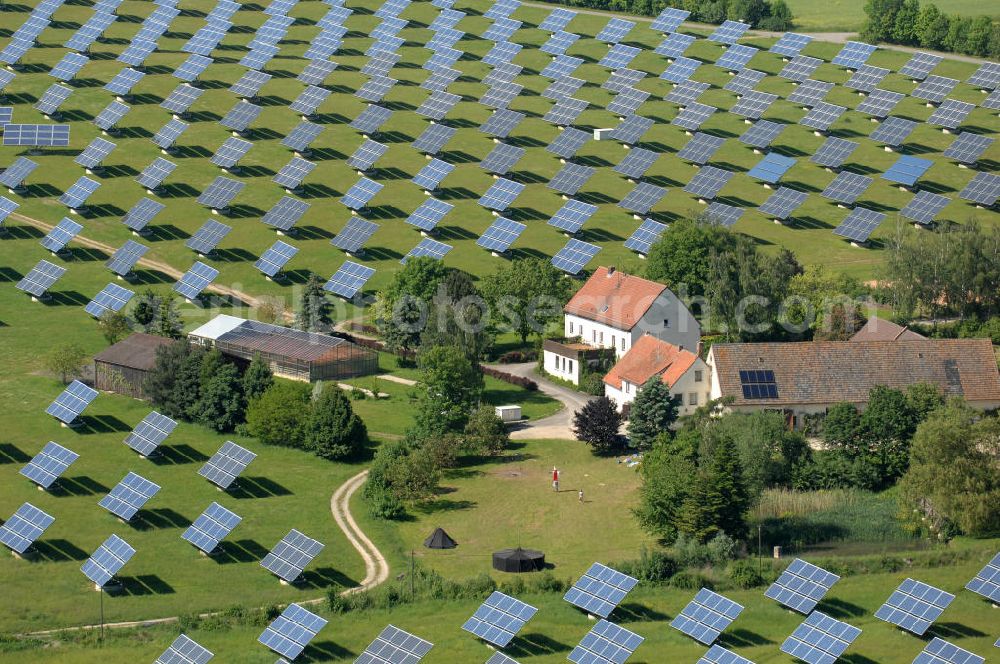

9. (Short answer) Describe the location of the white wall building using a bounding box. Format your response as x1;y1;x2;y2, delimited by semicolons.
603;334;710;415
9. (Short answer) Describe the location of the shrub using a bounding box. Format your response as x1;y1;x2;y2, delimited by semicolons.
481;365;538;390
671;571;713;590
728;560;766;588
616;548;679;584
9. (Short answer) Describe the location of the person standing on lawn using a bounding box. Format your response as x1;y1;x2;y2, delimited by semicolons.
552;467;559;492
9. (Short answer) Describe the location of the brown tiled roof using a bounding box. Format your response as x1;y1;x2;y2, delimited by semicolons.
850;317;926;342
604;335;698;388
712;339;1000;406
93;333;176;371
564;266;666;330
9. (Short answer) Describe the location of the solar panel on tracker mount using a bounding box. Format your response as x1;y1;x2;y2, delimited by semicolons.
539;8;576;32
943;132;993;165
679;131;725;164
869;116;918;149
487;652;520;664
414;123;457;155
255;240;299;278
324;260;375;299
928;99;974;129
363;52;400;77
959;172;1000;207
359;624;434;663
963;552;1000;603
351;104;392;135
85;282;134;318
661;56;701;83
673;102;717;132
50;52;89;81
16;260;66;298
764;558;840;614
173;54;212;83
739;120;785;149
705;202;744;227
0;196;19;226
229;70;270;100
913;638;985;664
781;611;861;664
197;176;244;211
748;153;795;184
480;109;524;139
596;17;635;43
173;261;218;300
477;217;526;254
656;32;696;58
417;90;461;120
424;47;462;71
93;100;131;133
281;120;325;155
599;43;641;70
483;41;522;67
788;79;833;106
651;7;690;33
548;199;597;233
770;32;812;57
342;177;383;211
403;237;453;264
731;91;777;119
274;156;316;192
883;155;932;187
198;440;256;490
759;186;808;221
0;503;54;555
406;198;453;232
716;44;758;72
154;634;214;664
834;207;884;243
136;157;176;191
413;158;455;190
603;68;646;92
547;127;591;159
298;59;339;86
41;217;82;253
423;67;462;92
348;139;389;172
484;0;519;20
899;52;942;80
563;562;638;618
607;87;650;117
479;177;525;212
609;114;654;146
480;144;524;176
211;136;252;170
260;529;324;583
801;102;846;132
161;83;204;116
845;64;889;92
671;588;745;645
4;124;71;147
81;534;135;588
569;619;644;664
259;603;328;660
967;62;1000;90
540;30;580;56
543;76;585;101
220;100;262;134
615;147;659;180
105;68;145;97
122;198;165;233
357;75;397;103
875;577;957;636
725;68;766;95
20;441;78;490
99;471;161;521
699;645;755;664
709;20;749;44
331;216;379;254
913;75;958;103
619;182;667;215
123;411;176;457
778;55;822;82
624;218;667;255
899;191;950;226
35;84;73;117
186;219;231;255
832;41;877;69
541;54;583;79
856;88;904;118
481;82;523;109
118;39;157;68
552;238;600;275
822;171;872;204
685;166;732;200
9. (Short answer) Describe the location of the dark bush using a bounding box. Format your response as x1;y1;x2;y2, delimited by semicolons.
671;571;714;590
728;560;766;588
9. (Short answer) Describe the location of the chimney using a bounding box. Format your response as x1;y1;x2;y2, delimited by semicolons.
696;341;704;356
607;266;615;277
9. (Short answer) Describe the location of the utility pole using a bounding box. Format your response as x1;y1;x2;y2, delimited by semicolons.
757;524;762;575
99;587;105;643
410;550;414;598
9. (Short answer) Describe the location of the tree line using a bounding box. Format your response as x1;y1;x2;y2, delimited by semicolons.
533;0;794;30
861;0;1000;57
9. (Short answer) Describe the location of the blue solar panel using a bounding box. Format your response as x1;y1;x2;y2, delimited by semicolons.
624;218;667;255
479;178;524;212
0;503;55;555
123;410;177;457
551;238;600;275
770;32;812;57
564;562;639;618
875;578;955;635
716;44;758;72
709;20;749;44
255;240;299;278
661;56;701;83
81;534;135;588
403;237;452;264
20;441;78;489
541;30;580;56
568;619;644;664
99;471;161;521
50;52;89;81
539;8;576;32
541;54;583;79
182;502;242;555
40;217;82;253
332;217;379;253
832;41;877;68
698;645;755;664
764;558;840;614
174;261;218;300
781;611;861;664
670;588;744;645
16;260;66;298
462;591;537;648
656;32;696;58
964;552;1000;603
651;7;690;33
173;54;212;82
46;380;98;425
4;124;70;147
261;529;324;583
324;260;375;299
85;282;134;318
359;625;434;663
882;156;933;187
105;68;145;97
155;634;214;664
199;441;256;490
477;217;525;254
186;219;231;255
913;638;985;664
406;198;453;232
122;198;165;233
548;200;597;233
748;153;796;184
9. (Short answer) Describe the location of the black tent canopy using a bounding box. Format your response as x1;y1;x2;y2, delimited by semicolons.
492;547;545;573
424;527;457;549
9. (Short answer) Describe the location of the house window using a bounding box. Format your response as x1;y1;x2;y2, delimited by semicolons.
599;331;604;344
611;335;616;349
688;392;698;406
694;370;703;382
620;337;626;351
663;318;670;328
568;359;574;373
592;329;596;342
624;382;630;394
568;321;574;335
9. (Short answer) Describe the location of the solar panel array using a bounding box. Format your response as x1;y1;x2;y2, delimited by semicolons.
875;578;955;635
765;559;840;614
564;562;638;619
912;638;985;664
84;282;134;318
259;603;328;660
462;591;538;648
0;503;55;555
325;260;376;299
964;552;1000;603
569;619;644;664
20;441;78;490
358;624;434;663
671;588;745;645
199;440;256;490
81;534;135;588
260;529;323;583
780;611;862;664
182;502;242;555
99;472;161;521
155;634;214;664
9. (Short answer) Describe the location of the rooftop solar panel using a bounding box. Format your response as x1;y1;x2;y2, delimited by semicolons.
359;625;434;663
748;153;795;184
261;529;324;583
41;217;82;254
834;207;884;243
651;6;690;33
619;182;667;214
331;217;379;253
0;503;54;555
788;79;834;106
16;260;67;298
959;172;1000;207
832;41;877;69
845;64;889;92
759;186;809;220
548;199;597;232
685;166;732;200
569;619;643;664
4;124;71;147
255;240;299;278
624;218;667;254
161;84;204;115
324;260;375;299
81;534;135;588
198;440;256;490
671;588;745;645
186;219;231;255
739;119;786;149
20;441;78;490
173;261;218;300
764;558;840;613
705;202;744;227
966;62;1000;89
259;603;328;659
552;238;600;275
85;282;134;318
348;139;389;172
894;50;941;81
781;611;862;664
964;552;1000;603
406;198;453;231
899;190;950;226
99;471;160;521
477;217;526;253
155;634;213;664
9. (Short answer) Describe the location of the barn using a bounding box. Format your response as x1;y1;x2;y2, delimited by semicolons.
93;333;177;399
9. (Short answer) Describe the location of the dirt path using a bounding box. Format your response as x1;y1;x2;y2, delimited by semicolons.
520;1;993;64
21;470;389;638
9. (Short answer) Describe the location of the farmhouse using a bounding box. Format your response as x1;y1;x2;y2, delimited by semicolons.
188;315;378;382
603;334;710;415
93;333;177;399
850;317;927;342
707;338;1000;429
543;267;700;385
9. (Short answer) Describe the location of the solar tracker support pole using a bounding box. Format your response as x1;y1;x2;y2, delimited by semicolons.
99;586;104;640
410;550;415;598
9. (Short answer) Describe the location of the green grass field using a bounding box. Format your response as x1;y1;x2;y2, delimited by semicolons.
4;551;998;663
783;0;998;32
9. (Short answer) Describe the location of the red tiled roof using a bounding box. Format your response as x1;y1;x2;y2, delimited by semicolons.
850;318;926;342
564;266;666;330
603;335;699;389
711;339;1000;406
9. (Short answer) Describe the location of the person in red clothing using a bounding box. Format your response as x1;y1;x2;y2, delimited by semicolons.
552;467;559;493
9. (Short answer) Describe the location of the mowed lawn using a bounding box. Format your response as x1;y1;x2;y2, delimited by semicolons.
5;551;998;663
0;0;993;326
782;0;998;31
